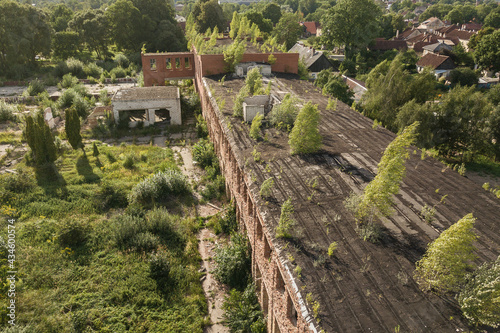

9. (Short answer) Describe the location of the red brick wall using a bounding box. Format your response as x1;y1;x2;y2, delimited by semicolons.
142;52;195;86
195;77;315;333
142;51;299;86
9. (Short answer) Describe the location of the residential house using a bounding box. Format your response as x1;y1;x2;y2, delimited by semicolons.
422;42;453;55
417;17;446;32
369;38;408;51
416;53;455;78
300;22;322;37
289;42;333;76
446;29;474;51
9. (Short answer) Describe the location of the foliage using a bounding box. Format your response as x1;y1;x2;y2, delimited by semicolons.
24;112;57;166
355;122;418;222
246;67;263;96
260;178;274;198
415;213;477;294
298;59;309;80
474;30;500;72
458;256;500;327
322;74;354;105
233;85;250;118
192;139;217;169
192;0;226;34
276;198;295;238
222;283;266;333
65;108;83;151
321;0;381;58
23;79;46;97
362;53;435;131
0;101;18;123
289;102;322;155
328;242;338;257
263;2;282;24
52;31;80;60
272;12;302;50
92;142;100;157
223;39;246;72
0;1;51;76
249;113;263;140
58;73;79;89
449;68;479;87
213;233;251;290
129;170;191;205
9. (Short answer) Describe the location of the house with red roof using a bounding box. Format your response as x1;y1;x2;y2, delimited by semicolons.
416;53;455;78
300;22;322;37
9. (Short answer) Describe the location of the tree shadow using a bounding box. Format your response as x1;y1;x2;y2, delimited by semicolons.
35;163;67;195
95;157;103;168
76;155;100;184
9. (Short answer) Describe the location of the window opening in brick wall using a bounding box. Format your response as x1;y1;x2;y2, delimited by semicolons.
166;58;172;69
264;235;271;259
185;57;190;68
276;268;285;293
150;58;157;71
175;57;181;69
287;293;298;327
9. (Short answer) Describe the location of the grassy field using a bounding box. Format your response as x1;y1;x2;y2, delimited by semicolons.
0;142;208;332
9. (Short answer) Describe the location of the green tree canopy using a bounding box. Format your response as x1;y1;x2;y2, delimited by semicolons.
289;102;322;154
415;213;477;294
458;256;500;328
320;0;381;58
263;3;282;24
192;0;226;34
69;9;110;59
0;1;51;75
24;113;57;166
449;68;479;87
474;29;500;72
272;12;302;50
50;4;74;32
65;108;83;151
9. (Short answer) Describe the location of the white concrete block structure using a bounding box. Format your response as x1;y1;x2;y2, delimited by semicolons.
112;86;181;127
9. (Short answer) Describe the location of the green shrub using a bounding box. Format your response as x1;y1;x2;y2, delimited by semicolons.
66;58;86;78
72;94;90;118
58;73;79;89
196;114;208;138
84;62;103;78
57;219;89;248
123;155;135;169
276;198;295;238
132;231;160;252
0;100;18;123
129;170;191;205
249;113;263;140
114;53;130;68
269;93;299;131
1;168;36;193
219;204;237;234
356;222;383;243
192;139;217;169
222;283;265;333
201;174;225;200
259;178;274;198
110;66;127;79
95;181;128;211
149;250;171;291
24;79;46;97
213;233;251;290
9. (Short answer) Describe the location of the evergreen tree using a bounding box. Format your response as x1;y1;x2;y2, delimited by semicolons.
65;108;83;152
288;102;322;154
415;213;477;294
93;142;100;157
249;113;263;140
23;113;57;166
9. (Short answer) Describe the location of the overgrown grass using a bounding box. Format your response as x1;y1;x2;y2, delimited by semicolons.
0;144;207;332
465;155;500;178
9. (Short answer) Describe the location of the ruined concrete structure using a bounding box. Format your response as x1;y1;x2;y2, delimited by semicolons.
112;86;181;127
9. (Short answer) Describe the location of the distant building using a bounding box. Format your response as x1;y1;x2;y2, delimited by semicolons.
300;22;322;37
416;53;455;78
417;17;446;32
369;38;408;52
422;42;453;55
289;42;333;74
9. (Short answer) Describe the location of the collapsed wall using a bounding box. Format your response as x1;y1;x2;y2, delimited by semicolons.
195;76;318;333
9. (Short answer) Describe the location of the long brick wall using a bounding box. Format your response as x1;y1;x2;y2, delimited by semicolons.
195;76;317;333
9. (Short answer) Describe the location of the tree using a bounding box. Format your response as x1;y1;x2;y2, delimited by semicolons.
272;12;302;50
52;31;80;60
487;106;500;161
245;67;263;95
229;11;240;39
484;9;500;29
414;213;477;294
432;85;492;160
0;1;51;75
449;68;479;87
269;93;299;131
24;113;57;166
321;0;381;59
245;11;273;34
50;4;74;32
213;233;251;290
396;100;434;148
289;102;322;154
276;198;295;238
474;29;500;73
468;27;495;50
222;284;265;333
458;256;500;328
322;74;354;105
353;122;418;222
223;39;246;72
362;53;435;131
192;0;226;34
65;108;83;152
249;113;263;140
106;0;144;52
263;3;282;25
69;9;110;59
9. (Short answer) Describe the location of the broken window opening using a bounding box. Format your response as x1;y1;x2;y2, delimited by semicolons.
185;57;190;68
175;58;181;69
155;108;171;124
166;58;172;69
150;58;157;71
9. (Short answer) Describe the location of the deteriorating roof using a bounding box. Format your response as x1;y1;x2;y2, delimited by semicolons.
422;42;453;53
369;38;408;51
112;86;179;101
446;29;474;41
289;43;330;69
416;53;454;69
206;75;500;332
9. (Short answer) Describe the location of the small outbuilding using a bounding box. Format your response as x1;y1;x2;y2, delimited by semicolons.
112;86;181;127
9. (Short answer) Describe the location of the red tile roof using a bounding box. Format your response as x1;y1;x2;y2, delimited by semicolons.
301;22;321;35
416;53;454;69
369;38;408;51
446;29;474;40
